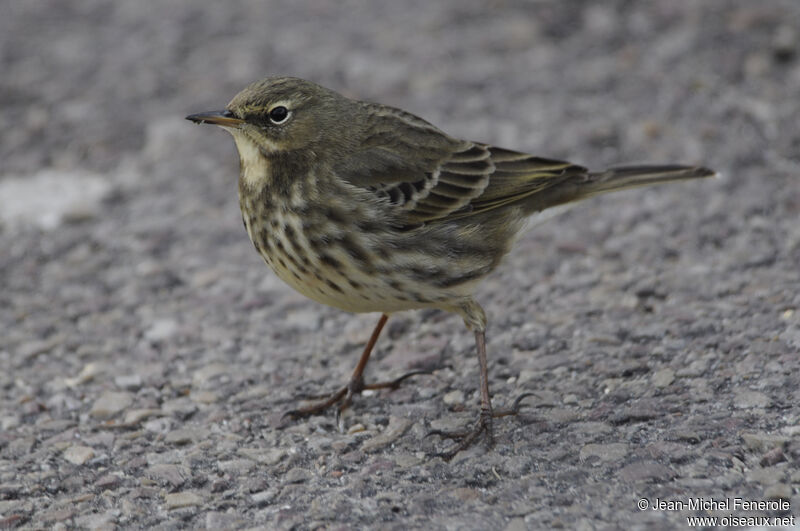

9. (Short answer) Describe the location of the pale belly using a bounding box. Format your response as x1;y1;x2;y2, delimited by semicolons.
239;197;468;314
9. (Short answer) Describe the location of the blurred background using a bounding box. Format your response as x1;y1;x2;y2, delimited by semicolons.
1;1;798;529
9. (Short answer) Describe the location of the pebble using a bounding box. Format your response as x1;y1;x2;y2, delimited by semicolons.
114;374;143;390
64;362;107;387
62;445;95;465
147;464;187;488
192;363;229;386
90;391;133;419
764;483;793;501
163;491;204;510
283;468;312;484
618;462;676;483
579;443;628;462
362;417;413;453
123;408;160;425
238;448;287;465
165;428;206;445
651;368;675;388
144;318;179;342
733;390;770;409
217;459;256;475
442;390;464;405
741;432;789;452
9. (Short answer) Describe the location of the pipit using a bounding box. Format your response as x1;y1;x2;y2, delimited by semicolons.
187;76;714;458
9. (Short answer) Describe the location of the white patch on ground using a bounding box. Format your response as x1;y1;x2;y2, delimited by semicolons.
0;169;112;230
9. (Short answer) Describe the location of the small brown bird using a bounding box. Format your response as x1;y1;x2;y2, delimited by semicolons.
187;77;714;458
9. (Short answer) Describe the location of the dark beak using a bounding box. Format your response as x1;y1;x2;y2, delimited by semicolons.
185;110;244;127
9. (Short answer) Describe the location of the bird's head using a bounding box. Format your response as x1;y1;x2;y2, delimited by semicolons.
187;76;361;155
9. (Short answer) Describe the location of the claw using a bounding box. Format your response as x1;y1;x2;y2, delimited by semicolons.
493;392;539;417
281;370;431;422
429;407;495;460
426;392;538;459
362;369;432;391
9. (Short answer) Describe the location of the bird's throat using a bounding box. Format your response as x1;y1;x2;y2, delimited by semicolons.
232;132;272;191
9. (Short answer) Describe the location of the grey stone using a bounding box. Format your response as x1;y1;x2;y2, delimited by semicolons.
734;390;770;409
90;391;133;419
618;461;677;483
163;491;204;509
579;443;628;462
362;417;413;453
62;445;95;465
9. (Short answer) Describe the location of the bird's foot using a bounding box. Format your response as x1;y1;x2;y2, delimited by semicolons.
282;370;431;420
428;392;536;460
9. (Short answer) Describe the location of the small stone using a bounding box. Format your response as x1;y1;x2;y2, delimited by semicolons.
90;391;133;419
733;390;770;409
95;473;123;490
676;358;709;377
618;461;676;483
759;447;787;466
192;363;229;386
747;467;780;485
651;368;675;388
192;391;218;404
504;517;528;531
283;468;312;484
217;459;256;475
62;445;95;465
164;491;204;510
205;511;248;529
165;428;205;445
1;416;21;431
347;423;366;434
764;483;792;501
392;453;423;468
742;432;789;452
161;397;197;419
123;408;159;425
147;464;187;488
362;417;413;453
144;417;174;434
73;510;117;529
562;394;579;405
114;374;143;390
443;390;464;405
145;318;178;342
238;447;286;465
64;362;107;387
579;443;628;462
251;489;278;506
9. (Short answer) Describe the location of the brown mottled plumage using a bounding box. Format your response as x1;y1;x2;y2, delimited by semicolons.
187;77;714;458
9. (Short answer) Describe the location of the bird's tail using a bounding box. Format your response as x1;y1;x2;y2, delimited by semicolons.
522;164;716;216
580;165;716;198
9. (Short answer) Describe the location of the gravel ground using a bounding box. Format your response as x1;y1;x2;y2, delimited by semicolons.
2;1;799;529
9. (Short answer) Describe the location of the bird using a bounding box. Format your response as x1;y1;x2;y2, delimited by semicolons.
186;76;714;458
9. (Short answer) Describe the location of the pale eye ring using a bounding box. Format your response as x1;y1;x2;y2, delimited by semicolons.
268;106;290;124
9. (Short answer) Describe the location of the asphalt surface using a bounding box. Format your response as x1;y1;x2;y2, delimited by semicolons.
1;1;799;529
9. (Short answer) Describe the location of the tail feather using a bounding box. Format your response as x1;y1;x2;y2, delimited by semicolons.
522;164;716;215
583;165;717;197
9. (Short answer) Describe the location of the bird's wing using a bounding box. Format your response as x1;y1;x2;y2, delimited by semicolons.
336;104;588;224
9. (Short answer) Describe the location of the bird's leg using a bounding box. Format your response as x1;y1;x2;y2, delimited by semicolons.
428;300;532;459
283;313;429;419
428;329;496;457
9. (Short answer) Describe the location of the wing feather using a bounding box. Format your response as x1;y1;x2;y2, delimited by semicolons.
335;104;588;224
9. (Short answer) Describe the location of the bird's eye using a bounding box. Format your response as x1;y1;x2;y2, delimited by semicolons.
268;106;289;124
